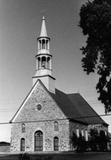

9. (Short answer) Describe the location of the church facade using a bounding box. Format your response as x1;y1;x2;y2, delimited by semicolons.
10;17;108;152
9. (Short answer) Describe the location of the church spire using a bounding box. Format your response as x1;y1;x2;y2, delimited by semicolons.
32;17;55;93
40;16;48;37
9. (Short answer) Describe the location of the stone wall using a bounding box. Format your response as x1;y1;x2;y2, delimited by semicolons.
13;81;66;122
10;120;70;152
10;81;70;152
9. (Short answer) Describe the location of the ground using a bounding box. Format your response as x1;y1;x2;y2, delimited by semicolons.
0;152;111;160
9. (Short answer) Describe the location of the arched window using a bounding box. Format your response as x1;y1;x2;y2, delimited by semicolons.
46;40;48;49
76;128;80;137
42;39;45;49
39;40;42;49
20;138;25;151
81;130;84;137
47;57;50;69
85;129;88;141
38;57;41;70
34;131;43;151
54;121;59;131
54;137;59;151
22;123;25;133
105;131;107;136
41;56;46;69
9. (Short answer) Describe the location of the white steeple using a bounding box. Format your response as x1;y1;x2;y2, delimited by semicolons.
40;16;48;37
32;17;55;93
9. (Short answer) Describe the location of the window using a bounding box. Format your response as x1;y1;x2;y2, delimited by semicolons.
54;121;59;131
54;137;59;151
47;57;50;69
46;40;48;49
85;130;88;141
36;104;42;111
39;40;42;49
38;57;41;70
81;130;84;137
22;123;25;133
41;56;46;69
76;129;79;137
34;131;43;151
20;138;25;151
105;131;107;136
42;39;45;49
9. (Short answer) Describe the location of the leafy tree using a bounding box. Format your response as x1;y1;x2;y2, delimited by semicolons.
89;128;109;151
98;130;108;151
79;0;111;113
71;132;78;149
77;133;86;152
89;128;99;151
71;132;87;152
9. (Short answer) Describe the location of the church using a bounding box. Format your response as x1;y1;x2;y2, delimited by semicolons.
10;17;108;152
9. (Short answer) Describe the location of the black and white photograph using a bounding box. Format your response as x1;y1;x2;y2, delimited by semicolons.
0;0;111;159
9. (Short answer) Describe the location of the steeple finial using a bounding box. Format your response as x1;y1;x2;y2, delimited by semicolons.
42;16;45;20
40;16;48;37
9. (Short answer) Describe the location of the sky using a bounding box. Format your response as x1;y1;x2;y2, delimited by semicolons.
0;0;110;142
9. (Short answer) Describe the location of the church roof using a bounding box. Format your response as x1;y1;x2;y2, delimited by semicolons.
50;89;108;126
10;79;108;126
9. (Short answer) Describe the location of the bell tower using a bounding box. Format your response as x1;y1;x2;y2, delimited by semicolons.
32;17;55;93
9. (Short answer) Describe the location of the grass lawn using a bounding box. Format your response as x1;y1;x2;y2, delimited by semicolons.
0;152;111;160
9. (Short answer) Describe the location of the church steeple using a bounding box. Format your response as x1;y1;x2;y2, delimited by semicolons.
40;16;48;37
37;16;50;56
32;17;55;93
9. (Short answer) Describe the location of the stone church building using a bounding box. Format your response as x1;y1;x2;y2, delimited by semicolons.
10;17;108;152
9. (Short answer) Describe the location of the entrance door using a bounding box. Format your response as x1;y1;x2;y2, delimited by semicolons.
34;131;43;151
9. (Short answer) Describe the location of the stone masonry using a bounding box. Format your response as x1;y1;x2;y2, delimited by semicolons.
10;81;70;152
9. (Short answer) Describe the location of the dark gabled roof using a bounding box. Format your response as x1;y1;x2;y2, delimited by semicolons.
50;89;86;124
68;93;108;126
50;89;108;126
10;78;108;126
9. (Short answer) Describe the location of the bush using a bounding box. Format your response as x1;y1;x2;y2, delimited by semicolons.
71;129;109;152
89;129;109;151
71;132;87;152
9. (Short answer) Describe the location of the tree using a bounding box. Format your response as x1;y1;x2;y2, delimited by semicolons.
71;132;78;149
71;132;87;152
77;133;86;152
79;0;111;113
89;128;99;151
89;128;109;151
98;130;108;151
